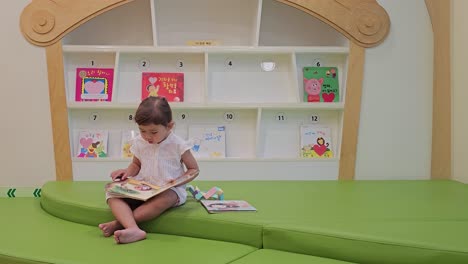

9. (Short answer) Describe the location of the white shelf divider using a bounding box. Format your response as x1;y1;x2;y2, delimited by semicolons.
253;0;263;47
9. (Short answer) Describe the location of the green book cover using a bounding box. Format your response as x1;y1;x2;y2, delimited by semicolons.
303;67;339;102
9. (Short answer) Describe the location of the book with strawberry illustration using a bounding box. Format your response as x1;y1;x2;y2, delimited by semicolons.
300;125;333;158
75;68;114;102
303;66;339;103
76;130;108;158
141;72;184;102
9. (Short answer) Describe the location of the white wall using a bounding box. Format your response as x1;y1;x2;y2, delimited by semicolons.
355;0;433;180
0;1;55;186
0;0;434;186
452;0;468;183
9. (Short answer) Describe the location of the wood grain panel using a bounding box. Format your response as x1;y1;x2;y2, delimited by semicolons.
339;43;365;180
276;0;390;47
425;0;451;179
45;41;72;181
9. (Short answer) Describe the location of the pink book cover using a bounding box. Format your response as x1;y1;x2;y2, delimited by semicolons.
141;72;184;102
75;68;114;102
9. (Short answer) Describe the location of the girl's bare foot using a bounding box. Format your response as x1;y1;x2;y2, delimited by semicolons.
114;228;146;244
98;221;122;237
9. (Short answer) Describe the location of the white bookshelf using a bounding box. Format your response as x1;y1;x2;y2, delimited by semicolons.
63;0;349;181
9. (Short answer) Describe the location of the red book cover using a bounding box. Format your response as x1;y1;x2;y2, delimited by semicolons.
141;72;184;102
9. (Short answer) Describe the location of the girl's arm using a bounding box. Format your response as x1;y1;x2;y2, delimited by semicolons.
171;150;199;187
181;149;199;177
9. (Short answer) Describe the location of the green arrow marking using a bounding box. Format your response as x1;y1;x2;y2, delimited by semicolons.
33;188;42;197
7;188;16;198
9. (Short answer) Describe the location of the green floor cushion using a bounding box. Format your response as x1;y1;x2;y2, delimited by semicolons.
263;221;468;264
231;249;356;264
40;180;468;263
41;181;264;248
0;198;257;264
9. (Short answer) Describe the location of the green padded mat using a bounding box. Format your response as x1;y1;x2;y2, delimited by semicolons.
39;180;468;264
231;249;355;264
0;198;257;264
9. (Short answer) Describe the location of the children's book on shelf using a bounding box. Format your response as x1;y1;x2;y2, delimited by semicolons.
141;72;184;102
120;130;140;158
200;200;257;214
75;68;114;102
76;130;108;158
105;170;199;201
300;125;334;158
303;66;339;103
188;125;226;158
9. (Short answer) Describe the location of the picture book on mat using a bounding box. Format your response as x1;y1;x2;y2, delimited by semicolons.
200;200;257;214
75;68;114;102
188;125;226;158
121;130;140;158
105;171;199;201
303;66;339;103
141;72;184;102
76;130;108;158
300;125;333;158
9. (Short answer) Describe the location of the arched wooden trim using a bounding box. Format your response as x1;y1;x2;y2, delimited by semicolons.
425;0;451;179
19;0;391;181
20;0;133;47
339;43;365;180
276;0;390;47
20;0;390;49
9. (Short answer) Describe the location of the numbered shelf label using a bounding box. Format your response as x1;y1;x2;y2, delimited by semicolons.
138;58;150;70
275;112;287;122
312;59;322;67
176;59;185;70
225;58;234;69
127;113;135;122
178;112;188;121
89;112;100;122
310;114;320;124
224;112;235;121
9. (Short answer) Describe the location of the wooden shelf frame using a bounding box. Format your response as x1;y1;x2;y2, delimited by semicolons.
19;0;394;181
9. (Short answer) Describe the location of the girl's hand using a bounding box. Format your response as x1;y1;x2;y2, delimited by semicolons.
110;169;128;181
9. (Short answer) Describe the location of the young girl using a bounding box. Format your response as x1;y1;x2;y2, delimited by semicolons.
99;96;199;244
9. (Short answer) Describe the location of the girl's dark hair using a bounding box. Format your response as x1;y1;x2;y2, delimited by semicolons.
135;96;172;126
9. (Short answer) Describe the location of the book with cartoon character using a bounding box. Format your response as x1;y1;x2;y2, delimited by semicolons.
300;125;333;158
105;170;199;201
303;67;339;103
75;68;114;102
200;200;257;213
76;130;108;158
188;125;226;158
141;72;184;102
120;130;140;158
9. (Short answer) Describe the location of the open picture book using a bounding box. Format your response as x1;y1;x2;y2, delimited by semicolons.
200;200;257;214
105;170;199;201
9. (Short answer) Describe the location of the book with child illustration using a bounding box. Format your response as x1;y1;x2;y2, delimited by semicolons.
188;125;226;158
75;68;114;102
300;125;334;158
120;130;140;158
141;72;184;102
105;170;199;201
76;130;108;158
200;200;257;214
303;66;339;103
